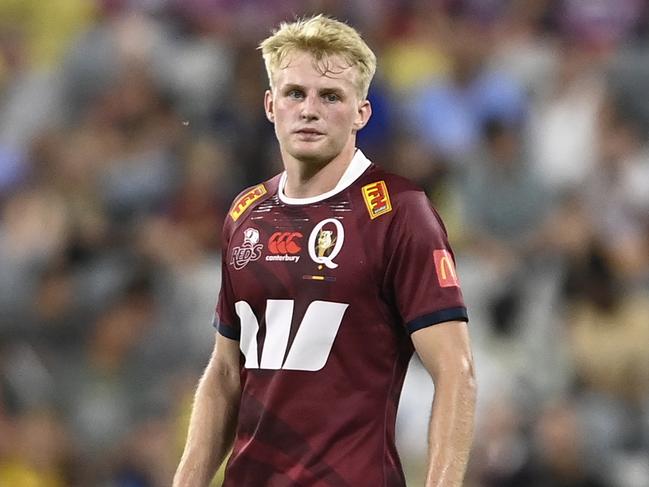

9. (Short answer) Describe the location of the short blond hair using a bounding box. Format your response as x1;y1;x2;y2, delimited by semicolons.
259;14;377;99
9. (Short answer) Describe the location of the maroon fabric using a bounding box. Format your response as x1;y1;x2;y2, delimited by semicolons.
215;164;467;486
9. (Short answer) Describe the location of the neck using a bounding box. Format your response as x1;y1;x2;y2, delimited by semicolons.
282;143;357;198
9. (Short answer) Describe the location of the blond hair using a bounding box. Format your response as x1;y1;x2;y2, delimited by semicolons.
259;14;377;99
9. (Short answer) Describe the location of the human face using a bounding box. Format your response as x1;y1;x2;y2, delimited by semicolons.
264;50;371;167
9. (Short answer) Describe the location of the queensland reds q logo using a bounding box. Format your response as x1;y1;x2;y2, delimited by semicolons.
308;218;345;269
231;228;263;270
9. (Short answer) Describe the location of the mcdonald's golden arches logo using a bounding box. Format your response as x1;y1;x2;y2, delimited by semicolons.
433;249;459;287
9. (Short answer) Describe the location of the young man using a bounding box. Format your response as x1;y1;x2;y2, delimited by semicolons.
174;15;476;487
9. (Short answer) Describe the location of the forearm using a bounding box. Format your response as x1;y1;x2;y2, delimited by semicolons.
424;372;476;487
174;360;241;487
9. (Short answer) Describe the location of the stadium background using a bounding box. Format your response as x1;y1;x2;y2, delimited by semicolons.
0;0;648;485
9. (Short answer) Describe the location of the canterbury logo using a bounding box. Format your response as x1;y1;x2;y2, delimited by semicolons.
268;232;302;254
230;184;267;221
362;180;392;219
236;299;349;371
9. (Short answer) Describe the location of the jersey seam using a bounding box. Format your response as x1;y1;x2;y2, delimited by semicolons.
383;354;400;487
380;196;402;293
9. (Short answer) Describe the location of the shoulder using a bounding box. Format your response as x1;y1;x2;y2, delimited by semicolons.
356;165;435;218
226;174;281;222
358;164;422;193
355;165;450;241
222;174;281;240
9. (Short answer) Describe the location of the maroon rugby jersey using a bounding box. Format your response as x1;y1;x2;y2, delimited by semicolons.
215;150;468;487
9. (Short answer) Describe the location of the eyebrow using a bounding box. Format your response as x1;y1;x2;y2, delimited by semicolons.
281;83;344;94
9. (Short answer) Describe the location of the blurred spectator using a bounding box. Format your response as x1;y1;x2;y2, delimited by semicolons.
209;43;280;186
559;0;645;49
584;98;649;279
526;401;611;487
405;14;527;164
606;44;649;134
0;410;71;487
460;118;550;338
527;39;606;193
380;3;451;93
564;245;649;405
0;0;93;69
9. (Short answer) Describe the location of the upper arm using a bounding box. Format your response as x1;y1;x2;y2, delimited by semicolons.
384;189;468;335
411;321;475;384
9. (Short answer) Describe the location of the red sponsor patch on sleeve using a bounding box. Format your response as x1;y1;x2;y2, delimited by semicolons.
433;249;459;287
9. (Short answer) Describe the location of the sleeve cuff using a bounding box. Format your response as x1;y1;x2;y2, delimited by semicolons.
406;307;468;335
213;316;240;340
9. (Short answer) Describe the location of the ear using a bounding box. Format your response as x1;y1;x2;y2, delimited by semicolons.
264;89;275;123
352;99;372;132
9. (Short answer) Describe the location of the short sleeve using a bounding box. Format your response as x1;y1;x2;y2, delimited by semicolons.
213;219;240;340
384;190;468;334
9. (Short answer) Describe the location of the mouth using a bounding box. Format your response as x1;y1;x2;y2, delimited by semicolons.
294;128;324;136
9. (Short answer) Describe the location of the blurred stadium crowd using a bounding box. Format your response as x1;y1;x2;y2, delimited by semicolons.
0;0;648;486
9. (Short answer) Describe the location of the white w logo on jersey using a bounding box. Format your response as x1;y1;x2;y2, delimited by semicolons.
235;299;349;371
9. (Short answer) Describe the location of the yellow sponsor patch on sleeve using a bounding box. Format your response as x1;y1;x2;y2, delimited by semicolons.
361;180;392;219
229;184;267;221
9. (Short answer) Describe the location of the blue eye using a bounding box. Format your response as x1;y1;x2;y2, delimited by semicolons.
288;90;304;99
324;93;340;103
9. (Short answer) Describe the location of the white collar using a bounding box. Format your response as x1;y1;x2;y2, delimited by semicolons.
278;149;371;205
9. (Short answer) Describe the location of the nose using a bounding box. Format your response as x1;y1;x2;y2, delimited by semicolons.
300;93;319;120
